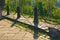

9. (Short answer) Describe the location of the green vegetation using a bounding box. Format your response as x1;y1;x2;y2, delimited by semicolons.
3;0;60;24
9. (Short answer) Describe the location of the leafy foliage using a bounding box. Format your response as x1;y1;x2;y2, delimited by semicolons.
3;0;60;23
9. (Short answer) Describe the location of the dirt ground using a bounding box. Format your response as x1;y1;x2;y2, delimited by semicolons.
0;19;50;40
1;11;60;40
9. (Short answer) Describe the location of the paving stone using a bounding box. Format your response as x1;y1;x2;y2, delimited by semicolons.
0;33;5;39
13;30;27;39
22;32;34;40
38;36;50;40
7;30;19;34
1;34;15;39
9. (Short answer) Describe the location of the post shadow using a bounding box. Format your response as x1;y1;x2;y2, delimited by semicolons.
10;6;21;27
33;6;39;40
10;18;18;27
4;15;49;39
48;27;60;40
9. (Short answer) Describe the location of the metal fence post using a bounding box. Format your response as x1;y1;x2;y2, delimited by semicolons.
33;6;38;27
6;6;9;15
16;6;20;19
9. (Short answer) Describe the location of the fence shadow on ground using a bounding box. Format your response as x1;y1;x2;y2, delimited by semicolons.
3;16;60;40
49;27;60;40
10;18;20;27
33;21;39;40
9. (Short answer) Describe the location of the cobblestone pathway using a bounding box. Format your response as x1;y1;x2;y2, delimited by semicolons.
0;19;50;40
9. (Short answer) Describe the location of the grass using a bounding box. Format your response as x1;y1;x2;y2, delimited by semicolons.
47;18;60;24
4;0;60;25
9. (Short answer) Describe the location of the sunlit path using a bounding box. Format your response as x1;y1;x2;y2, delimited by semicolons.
0;19;50;40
